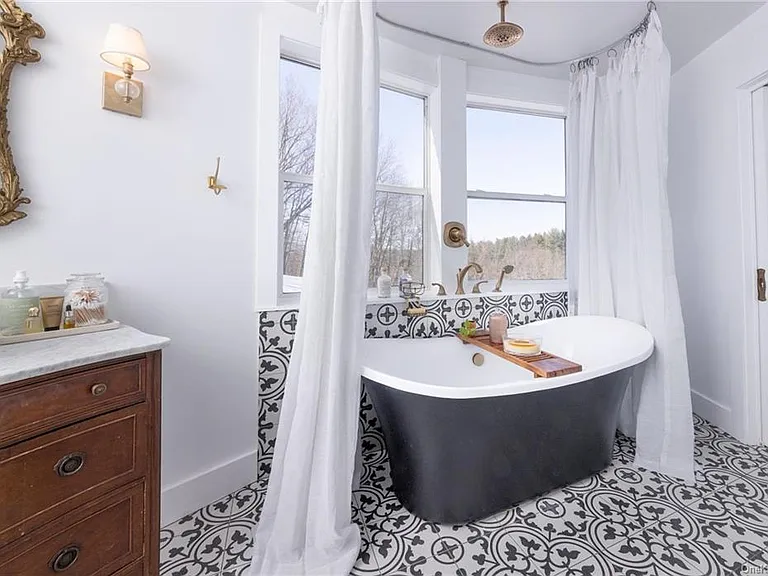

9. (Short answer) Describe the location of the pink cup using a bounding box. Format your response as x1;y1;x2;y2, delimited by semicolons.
489;313;509;344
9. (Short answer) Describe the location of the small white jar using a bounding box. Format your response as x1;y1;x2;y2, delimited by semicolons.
377;269;392;298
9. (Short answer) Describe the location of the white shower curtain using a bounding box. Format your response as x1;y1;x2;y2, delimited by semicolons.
248;2;379;574
567;12;694;481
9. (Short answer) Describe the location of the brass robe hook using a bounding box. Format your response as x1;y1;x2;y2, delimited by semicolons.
208;157;227;195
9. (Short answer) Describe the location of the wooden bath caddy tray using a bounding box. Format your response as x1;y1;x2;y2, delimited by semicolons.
457;332;582;378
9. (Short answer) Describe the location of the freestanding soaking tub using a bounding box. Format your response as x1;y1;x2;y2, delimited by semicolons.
361;315;654;524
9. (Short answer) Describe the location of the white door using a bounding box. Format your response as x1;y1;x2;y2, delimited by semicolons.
752;85;768;444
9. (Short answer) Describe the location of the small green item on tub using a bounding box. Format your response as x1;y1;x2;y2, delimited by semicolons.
459;320;477;338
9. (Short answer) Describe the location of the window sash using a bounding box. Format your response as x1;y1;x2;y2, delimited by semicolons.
466;102;566;201
466;195;568;285
280;172;427;197
283;54;429;104
277;56;431;301
280;56;430;191
278;174;429;297
467;189;566;203
465;103;568;287
466;102;565;121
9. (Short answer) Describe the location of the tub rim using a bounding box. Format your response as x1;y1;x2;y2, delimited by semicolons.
361;315;654;399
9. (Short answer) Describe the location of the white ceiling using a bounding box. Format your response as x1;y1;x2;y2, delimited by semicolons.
291;1;764;79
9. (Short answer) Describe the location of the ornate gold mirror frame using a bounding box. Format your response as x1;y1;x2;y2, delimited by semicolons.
0;0;43;227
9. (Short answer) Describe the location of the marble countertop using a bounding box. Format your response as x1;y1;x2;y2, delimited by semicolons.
0;326;170;385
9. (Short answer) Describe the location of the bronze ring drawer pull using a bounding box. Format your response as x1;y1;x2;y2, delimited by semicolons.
50;545;80;572
90;382;108;396
54;452;86;477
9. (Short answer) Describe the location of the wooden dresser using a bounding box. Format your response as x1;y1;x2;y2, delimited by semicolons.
0;328;168;576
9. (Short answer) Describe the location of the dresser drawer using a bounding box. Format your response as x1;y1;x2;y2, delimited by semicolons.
0;359;146;447
0;405;148;547
0;481;145;576
113;560;145;576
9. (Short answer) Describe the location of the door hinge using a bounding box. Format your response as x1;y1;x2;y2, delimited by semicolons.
758;268;766;301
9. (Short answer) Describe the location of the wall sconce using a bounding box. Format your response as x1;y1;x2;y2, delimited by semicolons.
100;24;150;117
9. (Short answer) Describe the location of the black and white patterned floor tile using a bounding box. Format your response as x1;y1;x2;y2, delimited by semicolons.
353;458;479;575
613;429;636;464
218;482;266;575
161;416;768;576
219;565;250;576
160;491;235;576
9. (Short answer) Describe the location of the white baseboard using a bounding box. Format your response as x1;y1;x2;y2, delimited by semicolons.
161;449;258;527
692;389;732;433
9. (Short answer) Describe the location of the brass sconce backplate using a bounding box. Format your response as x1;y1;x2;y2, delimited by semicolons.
0;0;45;227
102;71;143;117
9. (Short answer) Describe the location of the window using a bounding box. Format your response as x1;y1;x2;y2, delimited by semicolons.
279;57;427;294
466;106;566;285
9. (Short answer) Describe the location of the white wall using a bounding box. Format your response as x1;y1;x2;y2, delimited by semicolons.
1;1;261;524
669;3;768;440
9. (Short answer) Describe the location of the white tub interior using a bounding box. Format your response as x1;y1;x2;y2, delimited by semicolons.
361;315;654;399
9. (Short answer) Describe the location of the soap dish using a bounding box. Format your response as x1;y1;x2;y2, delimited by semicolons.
502;334;542;356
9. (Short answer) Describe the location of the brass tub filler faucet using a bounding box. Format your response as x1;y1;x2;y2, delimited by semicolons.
456;263;483;295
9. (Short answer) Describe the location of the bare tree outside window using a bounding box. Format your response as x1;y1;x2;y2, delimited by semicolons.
369;189;423;288
279;75;316;176
279;58;425;292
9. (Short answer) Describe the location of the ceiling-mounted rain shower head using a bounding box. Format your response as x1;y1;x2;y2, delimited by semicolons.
483;0;524;49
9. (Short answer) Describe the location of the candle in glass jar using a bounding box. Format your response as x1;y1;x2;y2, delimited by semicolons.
489;313;508;344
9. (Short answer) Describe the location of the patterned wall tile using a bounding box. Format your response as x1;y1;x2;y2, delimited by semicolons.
257;292;568;489
363;292;568;338
257;309;297;489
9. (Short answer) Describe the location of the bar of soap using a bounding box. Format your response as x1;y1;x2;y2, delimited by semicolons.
503;337;541;356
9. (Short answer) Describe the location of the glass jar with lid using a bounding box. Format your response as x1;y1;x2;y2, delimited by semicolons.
64;273;109;326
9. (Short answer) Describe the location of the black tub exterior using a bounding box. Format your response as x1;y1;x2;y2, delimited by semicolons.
363;368;632;524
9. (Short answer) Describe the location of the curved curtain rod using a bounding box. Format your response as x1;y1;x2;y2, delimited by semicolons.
375;1;657;68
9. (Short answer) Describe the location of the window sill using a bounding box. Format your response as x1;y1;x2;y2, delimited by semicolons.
259;280;568;312
366;280;567;304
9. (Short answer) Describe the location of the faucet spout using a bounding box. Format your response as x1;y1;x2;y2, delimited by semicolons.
456;262;483;295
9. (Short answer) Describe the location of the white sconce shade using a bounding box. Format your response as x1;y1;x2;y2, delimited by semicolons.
100;24;150;71
100;23;149;117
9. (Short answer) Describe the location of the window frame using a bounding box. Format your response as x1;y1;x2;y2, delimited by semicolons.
465;99;569;294
278;54;432;302
255;3;572;311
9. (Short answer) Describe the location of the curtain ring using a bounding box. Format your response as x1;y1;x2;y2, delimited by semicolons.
570;62;577;73
589;56;599;67
607;48;618;58
647;1;657;12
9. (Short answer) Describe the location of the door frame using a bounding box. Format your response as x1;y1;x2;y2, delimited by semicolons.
737;71;768;445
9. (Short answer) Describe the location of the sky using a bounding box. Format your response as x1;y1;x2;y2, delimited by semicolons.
281;58;565;243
